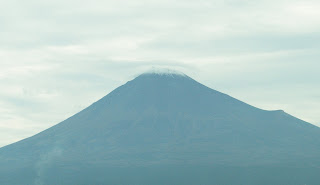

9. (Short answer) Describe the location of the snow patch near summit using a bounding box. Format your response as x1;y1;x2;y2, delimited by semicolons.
141;67;187;77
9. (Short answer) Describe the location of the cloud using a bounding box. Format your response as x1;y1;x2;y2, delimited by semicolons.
34;146;63;185
0;0;319;147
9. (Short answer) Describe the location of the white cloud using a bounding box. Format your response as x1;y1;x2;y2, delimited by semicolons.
0;0;319;147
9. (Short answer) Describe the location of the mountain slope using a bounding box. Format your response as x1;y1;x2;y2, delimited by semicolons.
1;72;320;185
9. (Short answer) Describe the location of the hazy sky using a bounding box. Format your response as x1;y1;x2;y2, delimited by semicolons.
1;0;319;147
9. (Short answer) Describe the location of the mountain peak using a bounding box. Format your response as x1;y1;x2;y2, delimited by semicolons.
138;68;188;78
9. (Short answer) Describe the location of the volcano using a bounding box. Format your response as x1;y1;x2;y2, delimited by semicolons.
1;71;320;185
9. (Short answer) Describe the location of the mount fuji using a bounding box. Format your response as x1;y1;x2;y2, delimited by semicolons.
1;71;320;185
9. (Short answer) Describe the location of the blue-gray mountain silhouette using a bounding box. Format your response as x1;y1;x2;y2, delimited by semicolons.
1;72;320;185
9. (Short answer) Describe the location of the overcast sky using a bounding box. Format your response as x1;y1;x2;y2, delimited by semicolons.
1;0;319;147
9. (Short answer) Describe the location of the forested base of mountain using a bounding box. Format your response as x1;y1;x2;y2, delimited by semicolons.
1;164;319;185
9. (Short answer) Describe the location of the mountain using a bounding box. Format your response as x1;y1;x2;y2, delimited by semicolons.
1;71;320;185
